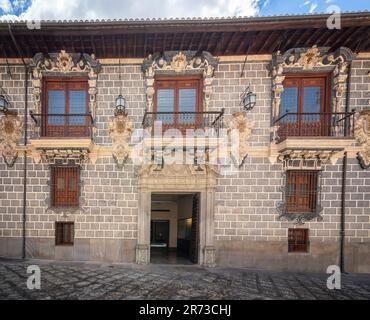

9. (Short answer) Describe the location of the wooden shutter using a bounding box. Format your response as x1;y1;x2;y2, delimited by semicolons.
52;167;80;207
288;228;309;252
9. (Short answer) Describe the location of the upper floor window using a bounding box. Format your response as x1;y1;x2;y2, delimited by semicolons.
278;75;331;137
51;166;80;208
42;78;90;137
154;77;201;130
286;170;318;214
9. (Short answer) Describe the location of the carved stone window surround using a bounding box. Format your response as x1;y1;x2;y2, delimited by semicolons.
142;51;219;112
271;46;355;119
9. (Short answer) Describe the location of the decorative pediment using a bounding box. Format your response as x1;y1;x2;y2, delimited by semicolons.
354;109;370;168
225;112;254;166
108;111;134;168
142;51;218;111
0;113;23;167
271;46;355;118
30;51;101;117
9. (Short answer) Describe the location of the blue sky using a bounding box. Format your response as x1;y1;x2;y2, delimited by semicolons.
0;0;369;20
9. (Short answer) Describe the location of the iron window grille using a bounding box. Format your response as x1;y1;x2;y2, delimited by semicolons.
50;166;81;208
277;170;323;224
55;222;74;246
288;228;309;253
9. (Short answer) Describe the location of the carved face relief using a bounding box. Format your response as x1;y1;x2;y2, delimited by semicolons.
57;50;74;73
298;45;321;70
171;52;187;73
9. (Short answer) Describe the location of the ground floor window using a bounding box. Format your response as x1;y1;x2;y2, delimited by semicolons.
55;222;74;246
288;228;309;253
51;166;80;207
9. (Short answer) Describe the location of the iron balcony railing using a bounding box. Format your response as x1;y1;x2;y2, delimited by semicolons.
30;111;94;138
273;112;355;142
142;110;225;135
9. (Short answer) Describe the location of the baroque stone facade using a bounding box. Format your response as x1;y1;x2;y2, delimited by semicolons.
0;43;369;273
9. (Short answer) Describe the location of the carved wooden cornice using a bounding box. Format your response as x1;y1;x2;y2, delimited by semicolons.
0;113;23;167
142;51;218;112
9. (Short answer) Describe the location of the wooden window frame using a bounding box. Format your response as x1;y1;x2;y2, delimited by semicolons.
42;77;89;137
55;222;74;246
288;228;309;253
286;170;318;214
154;75;203;113
154;76;203;130
51;166;80;208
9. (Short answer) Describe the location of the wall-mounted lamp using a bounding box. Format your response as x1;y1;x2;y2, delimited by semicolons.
240;86;256;111
0;95;9;114
115;94;126;115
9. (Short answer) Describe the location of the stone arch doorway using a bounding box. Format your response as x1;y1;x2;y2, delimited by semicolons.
136;164;217;267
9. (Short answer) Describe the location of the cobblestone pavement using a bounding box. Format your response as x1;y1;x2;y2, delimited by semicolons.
0;259;370;300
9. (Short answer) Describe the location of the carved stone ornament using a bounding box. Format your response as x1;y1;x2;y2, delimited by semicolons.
108;111;134;168
33;148;90;166
277;148;342;168
354;109;370;168
142;51;218;111
0;113;23;167
271;46;355;118
225;112;254;166
30;51;101;118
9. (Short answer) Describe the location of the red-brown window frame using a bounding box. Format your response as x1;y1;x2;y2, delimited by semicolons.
51;166;80;208
55;222;74;246
281;73;331;115
42;77;89;137
286;170;318;214
288;228;309;253
154;76;203;113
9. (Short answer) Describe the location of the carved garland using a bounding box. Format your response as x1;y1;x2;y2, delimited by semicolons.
225;112;254;166
354;109;370;169
0;113;23;167
271;46;355;118
30;50;101;119
142;51;219;112
108;111;134;168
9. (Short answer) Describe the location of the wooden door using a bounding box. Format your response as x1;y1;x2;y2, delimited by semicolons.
189;193;200;264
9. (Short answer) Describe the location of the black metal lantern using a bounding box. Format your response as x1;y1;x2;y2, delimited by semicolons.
115;94;126;114
0;95;9;114
241;86;256;111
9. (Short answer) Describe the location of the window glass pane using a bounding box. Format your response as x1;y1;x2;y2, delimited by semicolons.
69;90;86;125
179;88;196;124
48;90;65;124
280;87;298;122
303;86;321;115
157;89;175;124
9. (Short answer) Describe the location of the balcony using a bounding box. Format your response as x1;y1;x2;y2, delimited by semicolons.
30;112;94;139
142;110;224;135
273;112;355;143
271;112;356;164
29;112;95;160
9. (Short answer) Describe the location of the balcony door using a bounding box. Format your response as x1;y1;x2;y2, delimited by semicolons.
43;78;89;137
279;75;330;137
154;77;201;131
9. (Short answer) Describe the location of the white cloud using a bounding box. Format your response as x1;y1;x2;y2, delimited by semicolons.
1;0;260;20
309;2;318;13
0;0;12;13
